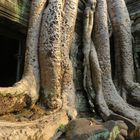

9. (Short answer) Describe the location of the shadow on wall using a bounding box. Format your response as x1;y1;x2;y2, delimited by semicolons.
0;34;25;87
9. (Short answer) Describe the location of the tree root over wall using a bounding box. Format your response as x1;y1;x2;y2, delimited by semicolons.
0;0;140;139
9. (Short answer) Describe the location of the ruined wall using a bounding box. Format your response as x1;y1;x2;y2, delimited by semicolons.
127;0;140;82
0;0;30;33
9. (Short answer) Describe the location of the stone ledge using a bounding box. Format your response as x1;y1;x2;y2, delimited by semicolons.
0;110;68;140
0;0;30;27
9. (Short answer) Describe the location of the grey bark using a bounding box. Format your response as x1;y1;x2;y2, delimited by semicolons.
82;0;110;119
61;0;79;119
107;0;140;106
93;0;140;123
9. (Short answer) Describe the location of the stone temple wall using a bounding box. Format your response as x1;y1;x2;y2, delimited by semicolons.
127;0;140;82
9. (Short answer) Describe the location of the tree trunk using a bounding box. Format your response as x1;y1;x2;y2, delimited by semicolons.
0;0;47;114
61;0;79;119
93;0;140;123
82;0;110;119
39;0;63;110
39;0;78;119
107;0;140;106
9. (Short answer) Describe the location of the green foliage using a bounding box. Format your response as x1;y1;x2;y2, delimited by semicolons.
58;124;66;132
87;129;110;140
109;126;120;140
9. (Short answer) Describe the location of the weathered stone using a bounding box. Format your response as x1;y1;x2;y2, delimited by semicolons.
127;0;140;16
127;0;140;83
0;0;30;27
0;110;68;140
65;118;128;140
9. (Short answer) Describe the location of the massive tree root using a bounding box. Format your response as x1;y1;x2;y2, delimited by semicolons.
82;0;110;119
61;0;79;119
0;0;78;119
0;0;140;136
39;0;63;111
39;0;78;119
107;0;140;106
90;0;140;123
78;0;140;124
0;0;47;115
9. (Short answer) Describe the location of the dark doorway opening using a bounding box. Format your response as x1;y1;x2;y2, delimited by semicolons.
0;35;25;87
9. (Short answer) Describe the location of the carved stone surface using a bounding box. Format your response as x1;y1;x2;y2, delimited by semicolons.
127;0;140;16
127;0;140;83
0;0;30;27
0;110;68;140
